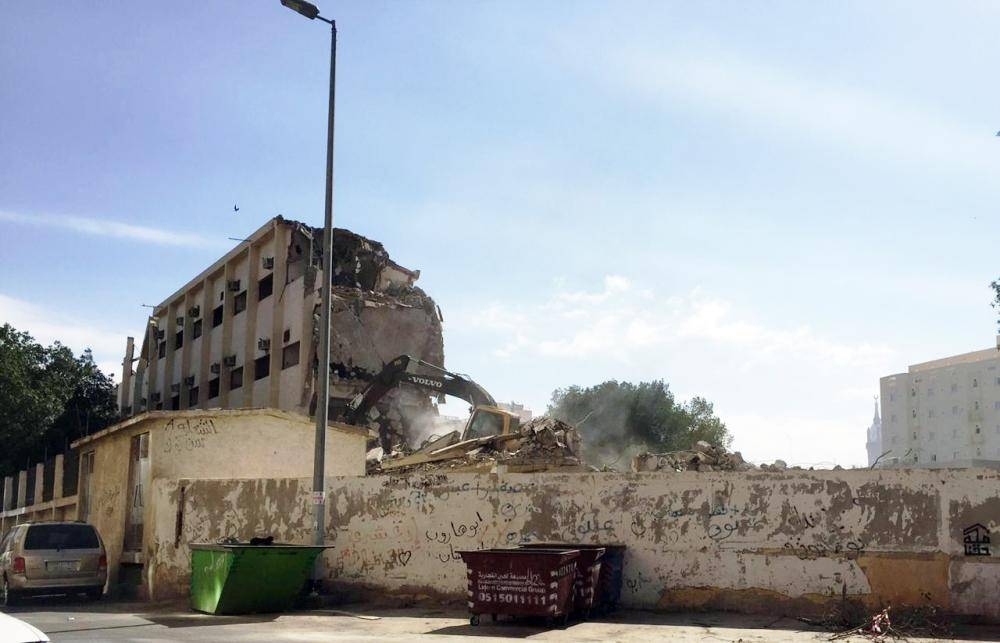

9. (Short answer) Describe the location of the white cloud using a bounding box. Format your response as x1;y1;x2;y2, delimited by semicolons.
447;276;891;468
0;293;126;379
0;210;223;249
726;412;868;469
584;45;1000;179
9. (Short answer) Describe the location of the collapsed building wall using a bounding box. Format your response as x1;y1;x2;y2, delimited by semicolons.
123;217;444;447
151;468;1000;621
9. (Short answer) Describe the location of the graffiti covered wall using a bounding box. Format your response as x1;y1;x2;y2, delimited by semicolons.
154;469;999;620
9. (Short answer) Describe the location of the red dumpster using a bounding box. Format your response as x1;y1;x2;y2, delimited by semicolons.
458;548;580;626
518;543;605;617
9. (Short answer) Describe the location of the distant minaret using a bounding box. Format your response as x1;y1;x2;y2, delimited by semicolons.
866;395;883;466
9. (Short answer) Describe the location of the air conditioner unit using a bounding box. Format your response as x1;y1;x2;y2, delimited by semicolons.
184;375;196;387
155;330;165;340
175;316;184;326
151;392;161;403
227;279;241;292
258;338;271;352
223;355;237;368
210;362;221;375
170;384;180;394
263;256;275;270
188;305;201;318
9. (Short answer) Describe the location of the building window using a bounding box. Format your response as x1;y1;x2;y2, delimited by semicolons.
951;383;958;393
192;318;203;339
212;305;224;328
974;401;980;410
977;448;981;456
170;395;180;410
911;388;916;397
912;432;917;439
931;454;937;462
912;409;916;418
975;425;981;434
283;329;291;343
208;377;220;399
233;291;248;315
282;342;300;369
188;386;199;407
258;274;274;301
973;378;978;388
254;355;270;380
174;330;183;350
230;366;244;390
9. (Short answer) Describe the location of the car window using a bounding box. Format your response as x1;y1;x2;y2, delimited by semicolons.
24;524;100;550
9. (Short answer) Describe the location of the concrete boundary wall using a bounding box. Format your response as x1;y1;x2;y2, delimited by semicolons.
151;469;999;620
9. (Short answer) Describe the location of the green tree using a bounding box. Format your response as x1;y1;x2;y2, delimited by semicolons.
0;324;118;474
547;380;732;466
991;279;1000;328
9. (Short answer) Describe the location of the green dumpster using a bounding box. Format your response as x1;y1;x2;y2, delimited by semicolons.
189;543;331;614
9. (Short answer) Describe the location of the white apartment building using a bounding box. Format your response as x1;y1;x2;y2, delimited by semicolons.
875;337;1000;468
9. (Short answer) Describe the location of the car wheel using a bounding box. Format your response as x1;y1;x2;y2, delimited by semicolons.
86;587;103;601
2;576;18;607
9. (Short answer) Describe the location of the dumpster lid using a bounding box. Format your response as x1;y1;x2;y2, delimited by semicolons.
189;543;334;552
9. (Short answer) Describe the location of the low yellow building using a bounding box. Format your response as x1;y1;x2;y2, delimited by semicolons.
70;408;366;598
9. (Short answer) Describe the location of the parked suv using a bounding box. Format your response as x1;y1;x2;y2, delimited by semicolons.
1;521;107;606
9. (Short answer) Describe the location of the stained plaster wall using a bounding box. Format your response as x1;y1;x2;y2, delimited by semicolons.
153;469;999;619
72;409;366;595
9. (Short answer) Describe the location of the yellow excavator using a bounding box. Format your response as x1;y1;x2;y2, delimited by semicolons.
341;355;522;469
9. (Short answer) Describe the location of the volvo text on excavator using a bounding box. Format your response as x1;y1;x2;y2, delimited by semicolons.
342;354;520;444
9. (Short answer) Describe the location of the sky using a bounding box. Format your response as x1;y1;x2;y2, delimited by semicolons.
3;1;1000;468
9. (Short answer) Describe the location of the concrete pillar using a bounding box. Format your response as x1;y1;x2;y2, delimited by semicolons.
34;463;44;506
220;261;235;407
242;240;262;408
2;476;12;511
53;454;65;500
16;470;27;508
120;337;135;414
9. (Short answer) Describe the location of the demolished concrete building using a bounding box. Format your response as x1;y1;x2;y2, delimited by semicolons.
118;216;444;447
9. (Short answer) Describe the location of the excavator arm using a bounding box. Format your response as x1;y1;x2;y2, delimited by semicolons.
343;354;497;425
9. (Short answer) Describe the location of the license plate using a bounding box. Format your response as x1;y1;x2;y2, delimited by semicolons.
47;561;78;572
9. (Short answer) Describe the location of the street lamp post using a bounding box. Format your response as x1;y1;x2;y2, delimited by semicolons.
280;0;337;573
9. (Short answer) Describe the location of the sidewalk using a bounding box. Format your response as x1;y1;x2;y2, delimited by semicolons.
7;598;1000;642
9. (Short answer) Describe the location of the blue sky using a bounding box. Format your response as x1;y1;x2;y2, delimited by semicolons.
3;1;1000;467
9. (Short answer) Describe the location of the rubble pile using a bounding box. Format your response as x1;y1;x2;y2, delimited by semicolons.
631;441;804;473
632;441;756;472
367;416;585;475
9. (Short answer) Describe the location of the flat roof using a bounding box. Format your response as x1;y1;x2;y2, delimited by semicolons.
71;407;368;449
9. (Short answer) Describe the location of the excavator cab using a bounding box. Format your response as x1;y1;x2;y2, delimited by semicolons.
462;406;520;441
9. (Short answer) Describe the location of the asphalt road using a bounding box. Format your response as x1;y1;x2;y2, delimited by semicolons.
5;597;1000;642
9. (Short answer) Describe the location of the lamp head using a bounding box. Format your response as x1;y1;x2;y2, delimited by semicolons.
280;0;320;20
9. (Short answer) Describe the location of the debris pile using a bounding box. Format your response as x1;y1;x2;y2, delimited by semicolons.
632;441;756;472
808;603;952;642
367;416;585;475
